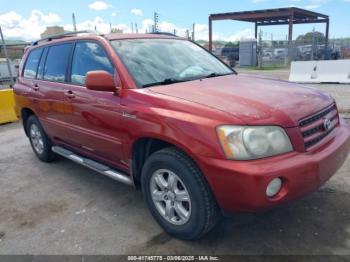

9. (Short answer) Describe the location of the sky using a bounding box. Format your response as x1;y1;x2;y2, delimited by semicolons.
0;0;349;42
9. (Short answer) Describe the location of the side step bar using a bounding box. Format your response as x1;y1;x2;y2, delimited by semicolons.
52;146;134;187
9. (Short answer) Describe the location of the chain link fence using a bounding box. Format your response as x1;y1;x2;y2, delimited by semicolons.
210;38;350;68
259;39;350;67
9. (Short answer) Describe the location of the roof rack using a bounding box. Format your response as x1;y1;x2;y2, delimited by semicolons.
32;30;99;46
149;32;178;37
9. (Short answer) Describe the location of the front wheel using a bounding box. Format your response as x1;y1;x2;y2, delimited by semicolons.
141;147;220;240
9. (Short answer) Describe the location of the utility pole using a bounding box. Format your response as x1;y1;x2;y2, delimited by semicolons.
173;29;177;36
192;23;195;41
0;26;14;86
186;29;190;40
72;13;77;32
131;23;134;33
135;23;139;34
154;12;159;32
109;23;112;33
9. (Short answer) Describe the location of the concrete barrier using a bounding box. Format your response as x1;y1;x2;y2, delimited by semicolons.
289;60;350;84
0;89;18;124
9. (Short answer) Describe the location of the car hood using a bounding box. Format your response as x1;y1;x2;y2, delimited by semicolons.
149;74;334;127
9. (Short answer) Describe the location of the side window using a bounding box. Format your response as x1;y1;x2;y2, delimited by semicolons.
23;48;43;79
37;48;48;80
43;43;72;82
70;42;114;85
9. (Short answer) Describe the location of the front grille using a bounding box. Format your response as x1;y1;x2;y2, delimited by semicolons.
299;104;339;149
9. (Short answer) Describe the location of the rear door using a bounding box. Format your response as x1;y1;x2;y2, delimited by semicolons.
61;41;125;167
32;43;73;143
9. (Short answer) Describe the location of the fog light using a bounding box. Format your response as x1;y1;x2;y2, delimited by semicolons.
266;178;282;197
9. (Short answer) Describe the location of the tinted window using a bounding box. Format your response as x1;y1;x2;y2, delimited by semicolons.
23;48;43;79
44;43;72;82
37;48;48;80
70;42;114;85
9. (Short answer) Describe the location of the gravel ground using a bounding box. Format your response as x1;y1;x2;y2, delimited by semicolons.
0;69;349;256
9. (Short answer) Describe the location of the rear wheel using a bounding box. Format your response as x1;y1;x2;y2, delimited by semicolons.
141;147;220;240
27;115;56;162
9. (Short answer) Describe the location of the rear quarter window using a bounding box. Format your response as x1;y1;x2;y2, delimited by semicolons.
23;48;43;79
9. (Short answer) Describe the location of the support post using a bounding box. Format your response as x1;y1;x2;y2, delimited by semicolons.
209;16;212;52
255;22;258;40
288;14;294;64
325;18;329;49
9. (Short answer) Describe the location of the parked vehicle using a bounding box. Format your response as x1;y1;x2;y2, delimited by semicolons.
0;58;16;82
14;31;350;240
273;48;287;59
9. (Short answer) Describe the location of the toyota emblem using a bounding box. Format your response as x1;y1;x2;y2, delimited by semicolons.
323;118;332;131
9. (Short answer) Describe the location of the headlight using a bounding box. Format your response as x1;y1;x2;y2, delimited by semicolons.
217;125;293;160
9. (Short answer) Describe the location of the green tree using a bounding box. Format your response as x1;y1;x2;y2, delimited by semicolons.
224;41;239;48
296;31;326;44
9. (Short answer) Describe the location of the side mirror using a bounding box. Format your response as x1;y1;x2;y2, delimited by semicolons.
86;70;118;92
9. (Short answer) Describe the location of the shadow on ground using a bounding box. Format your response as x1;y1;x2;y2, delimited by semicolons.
129;183;350;255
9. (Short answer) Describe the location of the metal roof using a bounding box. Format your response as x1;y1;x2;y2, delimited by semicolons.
209;7;328;26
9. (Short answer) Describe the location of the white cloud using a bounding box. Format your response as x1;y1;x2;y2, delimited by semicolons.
131;9;143;16
0;9;253;43
0;10;61;40
65;17;132;34
111;12;116;17
88;1;111;11
137;19;253;42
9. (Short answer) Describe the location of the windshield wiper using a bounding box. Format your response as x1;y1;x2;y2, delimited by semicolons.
142;78;185;88
203;72;234;79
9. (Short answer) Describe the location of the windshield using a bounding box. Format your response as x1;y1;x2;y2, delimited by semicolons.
110;39;234;87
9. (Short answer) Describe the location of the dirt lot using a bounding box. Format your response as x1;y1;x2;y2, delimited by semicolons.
0;70;350;255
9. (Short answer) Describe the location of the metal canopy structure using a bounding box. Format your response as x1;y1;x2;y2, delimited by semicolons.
208;7;330;56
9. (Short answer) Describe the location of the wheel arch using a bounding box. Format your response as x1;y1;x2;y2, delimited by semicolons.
21;107;36;136
130;136;200;189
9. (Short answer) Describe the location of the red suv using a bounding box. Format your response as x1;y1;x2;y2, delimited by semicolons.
14;31;350;240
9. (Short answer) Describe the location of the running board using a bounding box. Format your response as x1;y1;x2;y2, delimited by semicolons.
52;146;134;187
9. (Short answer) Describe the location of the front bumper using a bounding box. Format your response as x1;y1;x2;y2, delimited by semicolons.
197;120;350;213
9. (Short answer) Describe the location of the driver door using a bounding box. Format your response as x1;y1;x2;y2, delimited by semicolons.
62;41;125;167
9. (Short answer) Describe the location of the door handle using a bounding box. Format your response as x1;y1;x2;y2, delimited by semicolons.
64;90;75;99
32;83;39;91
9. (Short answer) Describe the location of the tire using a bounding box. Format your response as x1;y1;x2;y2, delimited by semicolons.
27;115;56;162
141;147;220;240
